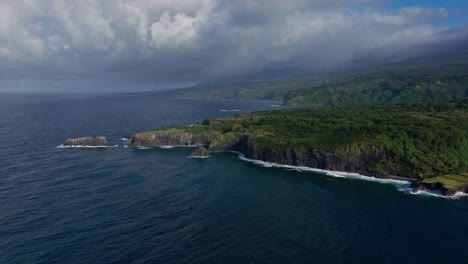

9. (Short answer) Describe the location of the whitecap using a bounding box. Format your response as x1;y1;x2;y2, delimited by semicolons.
159;146;175;149
57;144;118;149
187;155;210;159
135;146;152;150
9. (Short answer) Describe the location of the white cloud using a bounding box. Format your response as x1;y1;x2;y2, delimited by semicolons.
0;0;465;89
150;12;200;49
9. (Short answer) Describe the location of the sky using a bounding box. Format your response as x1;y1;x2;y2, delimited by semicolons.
0;0;467;93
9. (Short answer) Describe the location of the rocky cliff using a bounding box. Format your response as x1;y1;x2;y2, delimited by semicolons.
130;130;221;147
131;130;403;178
130;129;466;196
208;134;405;178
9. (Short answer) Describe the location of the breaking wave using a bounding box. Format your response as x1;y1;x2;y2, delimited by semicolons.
57;144;118;149
234;152;467;199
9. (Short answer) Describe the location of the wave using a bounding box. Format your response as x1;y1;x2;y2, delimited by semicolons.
120;137;131;142
159;146;175;149
57;144;118;149
135;146;152;150
399;185;468;199
234;152;467;200
187;155;210;159
133;145;197;150
219;109;241;112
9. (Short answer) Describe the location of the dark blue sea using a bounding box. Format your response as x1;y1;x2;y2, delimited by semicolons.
0;93;467;264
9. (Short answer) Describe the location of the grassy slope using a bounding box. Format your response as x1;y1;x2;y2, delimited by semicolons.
423;173;468;189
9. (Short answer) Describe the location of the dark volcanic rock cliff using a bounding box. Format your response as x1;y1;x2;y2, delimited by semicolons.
131;130;403;178
242;144;399;177
130;131;221;147
130;129;466;196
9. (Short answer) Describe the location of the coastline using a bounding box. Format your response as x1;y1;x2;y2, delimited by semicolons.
229;151;468;199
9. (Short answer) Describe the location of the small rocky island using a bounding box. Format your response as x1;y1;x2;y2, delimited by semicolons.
189;145;210;158
128;101;468;197
63;136;114;147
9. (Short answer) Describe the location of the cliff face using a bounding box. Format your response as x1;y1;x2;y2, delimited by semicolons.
131;130;403;178
242;143;400;177
209;135;403;178
130;130;468;196
130;131;221;147
208;132;247;152
64;136;110;146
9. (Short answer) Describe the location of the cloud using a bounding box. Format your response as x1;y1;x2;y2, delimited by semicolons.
0;0;465;91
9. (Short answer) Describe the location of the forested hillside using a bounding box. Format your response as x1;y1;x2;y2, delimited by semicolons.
169;61;468;107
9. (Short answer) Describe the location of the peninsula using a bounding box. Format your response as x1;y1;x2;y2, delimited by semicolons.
130;99;468;196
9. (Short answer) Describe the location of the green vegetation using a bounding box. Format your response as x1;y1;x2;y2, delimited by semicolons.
154;59;468;183
160;99;468;179
137;121;234;136
422;173;468;189
170;62;468;107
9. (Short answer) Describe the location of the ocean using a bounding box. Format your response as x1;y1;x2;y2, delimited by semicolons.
0;93;467;263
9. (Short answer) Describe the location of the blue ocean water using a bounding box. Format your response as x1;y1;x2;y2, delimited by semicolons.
0;93;467;263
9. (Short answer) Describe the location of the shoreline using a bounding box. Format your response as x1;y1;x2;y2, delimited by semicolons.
229;151;468;199
59;142;467;199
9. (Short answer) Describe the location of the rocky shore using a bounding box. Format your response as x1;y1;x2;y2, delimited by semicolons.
128;129;467;197
130;130;220;147
411;181;468;196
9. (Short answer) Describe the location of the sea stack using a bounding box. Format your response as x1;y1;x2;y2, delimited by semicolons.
63;136;112;147
189;145;210;158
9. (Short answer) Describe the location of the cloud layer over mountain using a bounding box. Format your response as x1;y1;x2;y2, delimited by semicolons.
0;0;466;91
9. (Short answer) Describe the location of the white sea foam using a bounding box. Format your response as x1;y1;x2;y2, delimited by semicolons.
120;137;131;142
135;146;151;150
57;144;118;149
219;109;241;112
233;152;467;199
270;104;281;107
401;186;468;199
187;155;210;159
134;145;196;150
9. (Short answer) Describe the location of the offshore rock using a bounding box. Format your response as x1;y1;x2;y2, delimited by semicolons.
63;136;111;147
190;146;210;158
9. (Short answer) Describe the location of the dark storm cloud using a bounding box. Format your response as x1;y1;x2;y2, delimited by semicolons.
0;0;465;91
